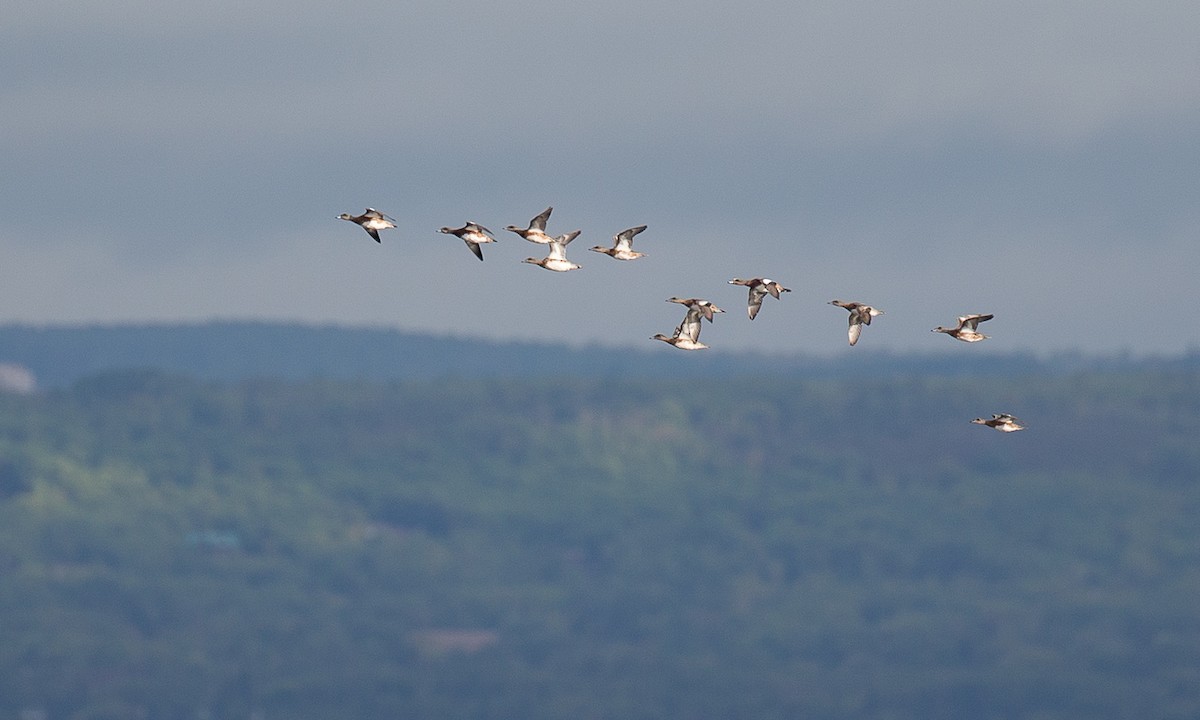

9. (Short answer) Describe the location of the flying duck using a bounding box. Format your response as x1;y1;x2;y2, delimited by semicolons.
505;206;555;244
522;230;582;272
729;278;791;320
970;413;1026;432
439;222;496;261
829;300;884;346
651;304;710;350
337;208;396;243
667;297;725;322
590;225;648;260
933;313;994;342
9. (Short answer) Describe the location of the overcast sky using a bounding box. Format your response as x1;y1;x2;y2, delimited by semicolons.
2;0;1197;356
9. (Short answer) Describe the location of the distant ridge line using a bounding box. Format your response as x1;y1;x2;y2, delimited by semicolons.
1;321;1195;388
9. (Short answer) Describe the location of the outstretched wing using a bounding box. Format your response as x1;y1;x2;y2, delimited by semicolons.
680;313;703;342
747;288;767;320
614;225;647;250
530;206;553;231
962;313;994;330
848;316;863;346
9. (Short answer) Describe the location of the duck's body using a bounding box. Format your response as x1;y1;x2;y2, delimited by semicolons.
667;297;725;322
522;230;582;272
505;206;555;244
337;208;396;243
829;300;884;346
590;225;648;260
439;222;496;261
971;413;1026;432
651;325;708;350
729;277;791;320
933;313;994;342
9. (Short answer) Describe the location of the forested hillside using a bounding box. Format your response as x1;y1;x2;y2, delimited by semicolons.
1;366;1198;719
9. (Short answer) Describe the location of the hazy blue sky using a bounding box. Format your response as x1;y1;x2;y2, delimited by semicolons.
3;1;1197;355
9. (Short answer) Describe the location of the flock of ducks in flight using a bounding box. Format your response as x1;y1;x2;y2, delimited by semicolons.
338;205;1026;433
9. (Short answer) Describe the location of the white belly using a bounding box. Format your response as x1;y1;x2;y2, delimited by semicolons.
541;259;580;272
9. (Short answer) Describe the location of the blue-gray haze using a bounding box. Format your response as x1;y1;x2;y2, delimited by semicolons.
2;1;1197;355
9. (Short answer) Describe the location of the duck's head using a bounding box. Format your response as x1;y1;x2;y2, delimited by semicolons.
337;213;353;221
438;227;453;234
521;257;542;265
650;333;674;344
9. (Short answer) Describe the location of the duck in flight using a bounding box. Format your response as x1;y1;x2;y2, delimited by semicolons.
337;208;396;243
829;300;884;346
729;278;791;320
667;297;725;322
439;222;496;261
505;206;555;245
590;225;648;260
522;230;582;272
652;302;713;350
971;413;1026;432
933;314;994;343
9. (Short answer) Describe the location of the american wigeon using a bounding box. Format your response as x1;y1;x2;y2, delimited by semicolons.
337;208;396;243
729;278;791;320
829;300;884;346
505;206;555;244
439;222;496;261
933;314;994;342
522;230;583;272
667;297;725;322
970;413;1026;432
590;225;648;260
652;303;712;350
